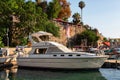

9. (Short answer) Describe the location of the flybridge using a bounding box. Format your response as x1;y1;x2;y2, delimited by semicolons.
32;42;51;47
37;42;50;46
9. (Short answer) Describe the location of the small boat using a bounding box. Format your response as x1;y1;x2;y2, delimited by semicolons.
17;31;108;69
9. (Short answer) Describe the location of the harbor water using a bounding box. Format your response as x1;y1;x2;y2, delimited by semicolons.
0;66;120;80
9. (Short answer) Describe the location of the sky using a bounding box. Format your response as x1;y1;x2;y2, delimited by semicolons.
33;0;120;38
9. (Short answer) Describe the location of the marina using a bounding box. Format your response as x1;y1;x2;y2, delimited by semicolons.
1;0;120;80
0;31;119;69
102;59;120;69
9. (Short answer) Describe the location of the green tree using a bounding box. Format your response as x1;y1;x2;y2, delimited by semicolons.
0;0;59;46
12;1;48;46
46;21;60;37
75;30;99;47
36;0;47;12
36;0;42;4
72;13;81;25
0;0;15;46
72;12;81;39
103;37;108;42
47;0;61;19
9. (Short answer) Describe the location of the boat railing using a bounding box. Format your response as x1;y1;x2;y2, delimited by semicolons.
14;49;28;57
95;50;105;56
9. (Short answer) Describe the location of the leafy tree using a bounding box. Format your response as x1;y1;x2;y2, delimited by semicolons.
0;0;60;46
36;0;42;4
72;12;81;38
72;12;81;25
46;21;60;37
73;30;99;47
12;1;48;46
103;37;108;42
36;0;47;12
47;0;61;19
0;0;15;46
58;0;71;20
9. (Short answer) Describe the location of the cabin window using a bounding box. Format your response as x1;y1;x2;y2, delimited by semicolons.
60;54;64;56
68;54;73;56
34;48;47;54
76;54;81;56
53;54;57;57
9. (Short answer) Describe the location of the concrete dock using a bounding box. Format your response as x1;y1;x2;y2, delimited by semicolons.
102;59;120;69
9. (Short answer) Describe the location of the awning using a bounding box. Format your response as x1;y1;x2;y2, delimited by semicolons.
103;41;110;47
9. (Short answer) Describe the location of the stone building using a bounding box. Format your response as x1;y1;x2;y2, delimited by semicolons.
50;21;104;48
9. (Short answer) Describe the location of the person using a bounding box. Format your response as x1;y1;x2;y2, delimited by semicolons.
20;46;25;53
15;46;19;52
14;46;20;56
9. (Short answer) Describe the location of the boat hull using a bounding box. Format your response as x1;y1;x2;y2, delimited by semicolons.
0;57;7;63
18;56;107;69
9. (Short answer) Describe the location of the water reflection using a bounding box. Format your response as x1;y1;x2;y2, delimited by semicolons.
0;66;17;80
0;66;107;80
100;68;120;80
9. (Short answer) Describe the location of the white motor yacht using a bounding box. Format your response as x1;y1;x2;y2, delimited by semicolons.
17;31;108;69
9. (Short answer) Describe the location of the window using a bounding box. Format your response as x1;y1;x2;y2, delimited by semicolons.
68;54;72;56
34;48;47;54
76;54;81;56
53;54;57;56
60;54;64;56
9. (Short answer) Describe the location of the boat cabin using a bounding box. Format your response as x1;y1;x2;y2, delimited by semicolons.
30;41;72;55
28;31;73;55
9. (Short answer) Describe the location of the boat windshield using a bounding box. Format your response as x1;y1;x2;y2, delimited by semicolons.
39;36;49;41
49;42;72;52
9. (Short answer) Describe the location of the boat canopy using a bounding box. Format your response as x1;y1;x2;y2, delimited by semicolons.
30;31;53;43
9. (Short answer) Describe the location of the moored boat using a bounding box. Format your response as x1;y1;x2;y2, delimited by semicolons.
17;31;108;69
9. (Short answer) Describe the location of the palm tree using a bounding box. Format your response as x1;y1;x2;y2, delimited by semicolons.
72;12;81;25
79;1;85;22
36;0;41;4
72;13;81;43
